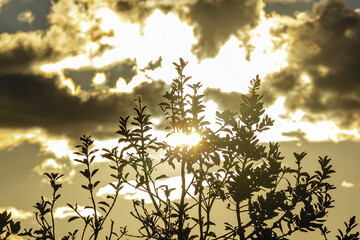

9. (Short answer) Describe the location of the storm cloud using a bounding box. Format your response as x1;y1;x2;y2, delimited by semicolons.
263;0;360;129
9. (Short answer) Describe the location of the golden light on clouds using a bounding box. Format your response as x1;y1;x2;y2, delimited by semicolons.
2;0;358;157
2;2;360;237
301;73;311;83
109;76;149;93
17;10;35;24
54;206;100;219
0;207;32;220
258;97;360;142
341;180;355;188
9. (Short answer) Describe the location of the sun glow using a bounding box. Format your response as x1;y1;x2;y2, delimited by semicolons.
92;72;106;85
167;132;201;147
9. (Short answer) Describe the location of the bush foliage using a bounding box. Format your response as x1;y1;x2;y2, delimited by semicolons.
1;59;359;240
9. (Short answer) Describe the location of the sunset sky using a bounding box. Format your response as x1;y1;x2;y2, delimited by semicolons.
1;0;360;239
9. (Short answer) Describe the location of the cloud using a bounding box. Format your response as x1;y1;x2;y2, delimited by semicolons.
0;0;124;75
33;158;76;183
263;0;360;130
281;129;307;142
97;174;196;203
341;180;355;188
54;206;100;219
0;207;32;220
182;0;263;60
86;0;263;61
17;10;35;24
0;0;10;11
0;73;169;139
140;56;163;71
0;25;90;75
203;88;244;112
65;58;138;90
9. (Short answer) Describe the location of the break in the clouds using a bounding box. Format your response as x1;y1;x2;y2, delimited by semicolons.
263;0;360;130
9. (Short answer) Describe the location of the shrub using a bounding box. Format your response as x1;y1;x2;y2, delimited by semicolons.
1;59;358;240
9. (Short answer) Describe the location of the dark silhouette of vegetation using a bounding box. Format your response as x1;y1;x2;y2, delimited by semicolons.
0;59;359;240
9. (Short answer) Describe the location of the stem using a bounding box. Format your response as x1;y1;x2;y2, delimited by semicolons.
86;155;98;240
198;160;204;240
178;154;186;240
236;201;245;240
51;191;56;240
98;155;122;231
81;221;89;240
108;220;114;240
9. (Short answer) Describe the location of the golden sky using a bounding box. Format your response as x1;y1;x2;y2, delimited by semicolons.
0;0;360;239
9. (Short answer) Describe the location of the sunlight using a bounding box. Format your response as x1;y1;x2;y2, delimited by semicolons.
61;77;81;95
54;206;100;219
290;110;305;122
301;73;311;83
45;139;71;159
109;75;151;93
40;54;92;73
92;72;106;85
167;132;201;147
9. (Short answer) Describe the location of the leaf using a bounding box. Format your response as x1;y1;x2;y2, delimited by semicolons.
93;181;100;189
68;216;80;222
98;201;110;207
156;174;168;180
91;169;99;177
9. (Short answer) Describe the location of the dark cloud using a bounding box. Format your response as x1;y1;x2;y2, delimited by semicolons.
282;129;307;142
140;56;163;71
105;0;156;23
0;73;169;139
263;0;360;129
183;0;262;60
65;58;138;90
0;31;63;74
204;88;244;112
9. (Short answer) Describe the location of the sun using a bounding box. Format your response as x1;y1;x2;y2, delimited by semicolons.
167;132;201;147
92;72;106;85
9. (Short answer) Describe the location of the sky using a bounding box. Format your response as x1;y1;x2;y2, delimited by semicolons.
1;0;360;239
